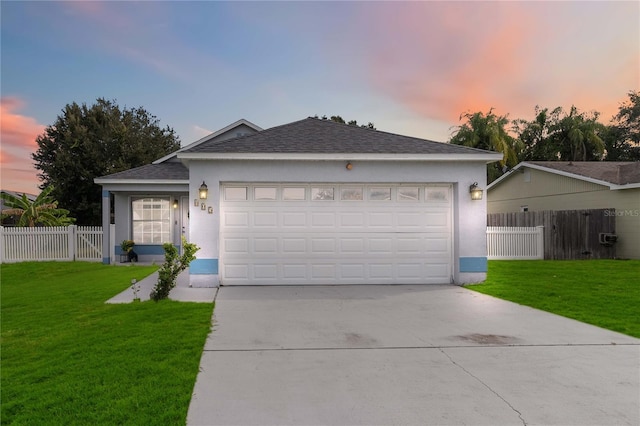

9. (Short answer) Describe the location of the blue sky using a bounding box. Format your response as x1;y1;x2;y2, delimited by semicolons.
2;1;638;194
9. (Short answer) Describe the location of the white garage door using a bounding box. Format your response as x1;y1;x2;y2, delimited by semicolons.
220;184;452;285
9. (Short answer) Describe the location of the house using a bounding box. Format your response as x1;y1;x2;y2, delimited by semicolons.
487;161;640;259
95;117;502;286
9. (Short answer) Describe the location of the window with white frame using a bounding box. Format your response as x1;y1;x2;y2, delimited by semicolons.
132;198;171;244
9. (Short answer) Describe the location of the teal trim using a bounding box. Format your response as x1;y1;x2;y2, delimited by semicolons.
190;259;219;275
460;257;488;272
102;257;110;264
102;190;110;197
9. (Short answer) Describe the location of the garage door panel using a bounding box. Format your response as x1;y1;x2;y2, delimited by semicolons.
311;212;335;227
253;238;278;253
283;264;307;279
223;238;249;253
340;263;365;278
339;212;366;227
311;238;335;253
253;212;278;227
312;264;335;279
254;264;278;279
340;238;365;253
369;212;394;228
224;211;249;227
282;238;306;253
282;212;307;227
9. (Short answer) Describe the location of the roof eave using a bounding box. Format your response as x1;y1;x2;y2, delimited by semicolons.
488;162;640;191
94;178;190;185
153;119;263;164
177;152;503;162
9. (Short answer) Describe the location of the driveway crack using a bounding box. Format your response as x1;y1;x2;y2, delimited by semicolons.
439;348;527;426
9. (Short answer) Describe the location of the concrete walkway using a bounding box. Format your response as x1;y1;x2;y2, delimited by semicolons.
187;285;639;426
106;268;217;303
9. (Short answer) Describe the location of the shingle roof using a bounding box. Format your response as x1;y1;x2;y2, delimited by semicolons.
183;117;493;155
527;161;640;185
97;162;189;181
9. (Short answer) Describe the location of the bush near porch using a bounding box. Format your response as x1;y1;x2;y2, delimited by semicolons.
467;260;640;338
1;262;213;425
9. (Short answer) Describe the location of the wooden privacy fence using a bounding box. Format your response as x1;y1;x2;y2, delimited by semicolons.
0;225;103;263
487;226;544;260
487;209;616;260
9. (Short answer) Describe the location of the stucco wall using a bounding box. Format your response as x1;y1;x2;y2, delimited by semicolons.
187;159;490;285
488;168;640;259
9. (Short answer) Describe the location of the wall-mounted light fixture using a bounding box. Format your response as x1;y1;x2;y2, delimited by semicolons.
199;181;208;200
173;199;179;209
346;162;353;170
469;182;483;200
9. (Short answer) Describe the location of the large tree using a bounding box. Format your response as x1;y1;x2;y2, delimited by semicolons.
604;90;640;161
449;109;520;182
32;98;180;225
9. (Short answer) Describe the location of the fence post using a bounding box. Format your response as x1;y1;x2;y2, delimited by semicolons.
68;225;77;261
0;226;4;263
536;226;544;259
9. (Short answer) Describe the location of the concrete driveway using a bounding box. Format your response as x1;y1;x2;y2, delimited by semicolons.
187;285;639;426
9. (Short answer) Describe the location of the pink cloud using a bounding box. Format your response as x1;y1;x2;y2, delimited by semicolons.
0;97;44;193
356;2;638;127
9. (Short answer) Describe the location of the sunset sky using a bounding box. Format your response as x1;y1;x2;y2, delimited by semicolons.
1;1;638;195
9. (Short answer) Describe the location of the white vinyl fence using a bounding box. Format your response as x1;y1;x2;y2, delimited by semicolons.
486;226;544;260
0;225;103;263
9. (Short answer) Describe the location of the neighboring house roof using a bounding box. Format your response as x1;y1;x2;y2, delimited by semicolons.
1;190;37;200
153;118;263;164
95;163;189;183
488;161;640;190
179;117;500;160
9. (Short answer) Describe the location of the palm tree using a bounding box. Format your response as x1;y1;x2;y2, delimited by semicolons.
450;109;521;182
1;186;75;227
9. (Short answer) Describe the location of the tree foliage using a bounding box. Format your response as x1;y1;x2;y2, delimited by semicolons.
316;114;376;129
0;186;75;227
449;109;521;182
32;98;181;225
604;90;640;161
514;106;605;162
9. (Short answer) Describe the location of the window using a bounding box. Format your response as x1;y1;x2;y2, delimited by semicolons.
225;187;247;201
283;187;305;200
398;187;419;201
312;187;334;200
369;187;391;201
254;187;277;200
341;187;363;201
132;198;171;244
426;187;448;202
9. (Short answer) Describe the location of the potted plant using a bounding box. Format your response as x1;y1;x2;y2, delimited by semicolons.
120;240;138;262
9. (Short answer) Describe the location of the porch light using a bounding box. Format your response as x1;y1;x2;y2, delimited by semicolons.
199;181;208;200
173;199;179;209
346;162;353;170
469;182;483;200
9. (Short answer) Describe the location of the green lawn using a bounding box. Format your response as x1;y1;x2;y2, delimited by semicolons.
1;262;214;426
467;260;640;338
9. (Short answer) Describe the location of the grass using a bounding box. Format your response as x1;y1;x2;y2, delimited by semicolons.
467;260;640;338
1;262;214;426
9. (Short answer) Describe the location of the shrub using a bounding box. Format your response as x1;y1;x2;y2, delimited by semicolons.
150;237;199;301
